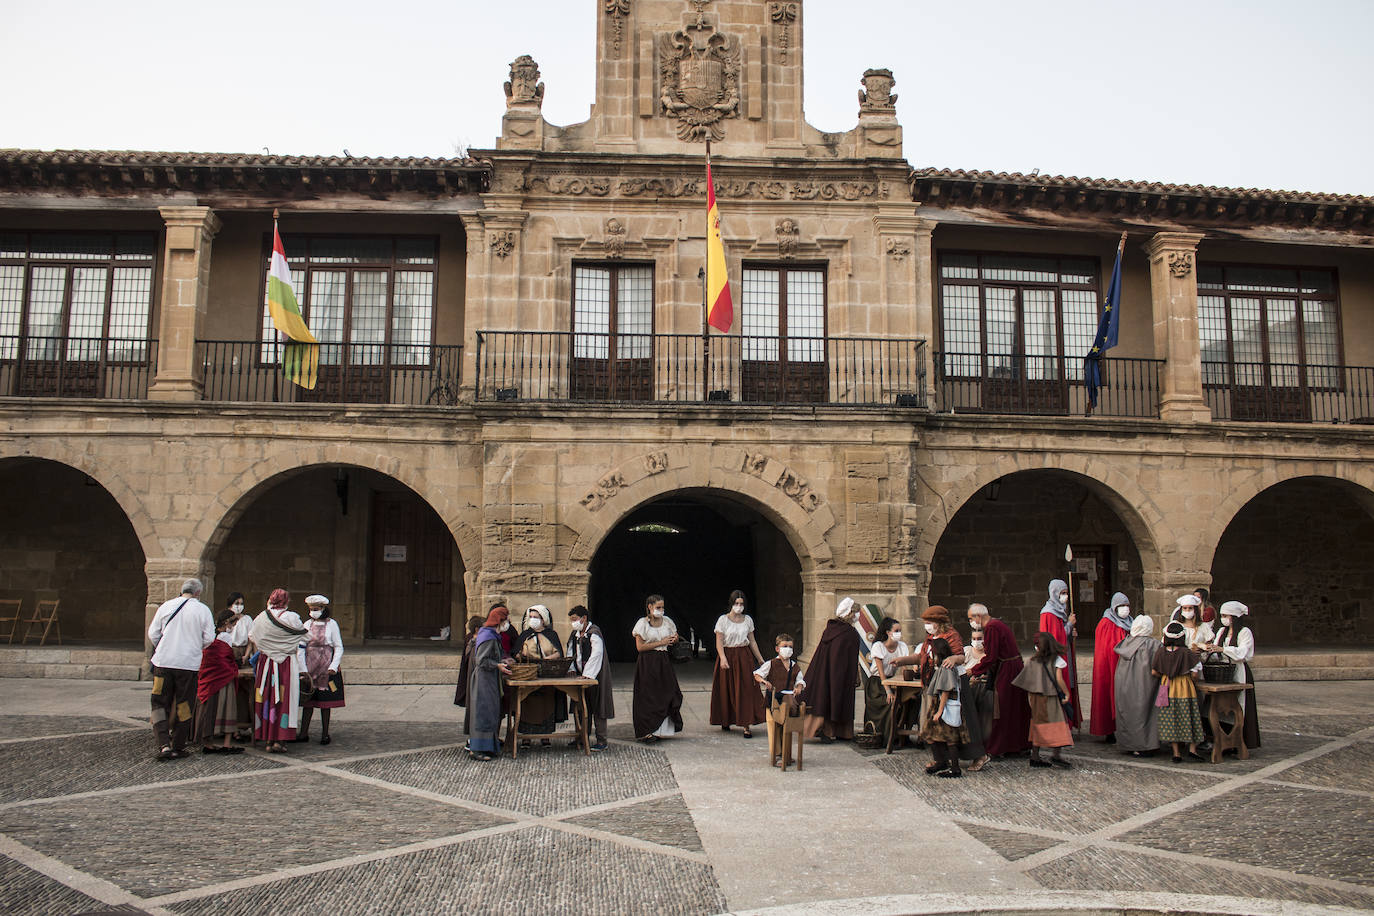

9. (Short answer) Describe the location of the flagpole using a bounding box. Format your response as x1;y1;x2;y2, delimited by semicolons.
702;138;711;403
271;208;281;402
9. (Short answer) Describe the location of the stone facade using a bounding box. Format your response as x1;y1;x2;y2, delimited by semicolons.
0;1;1372;660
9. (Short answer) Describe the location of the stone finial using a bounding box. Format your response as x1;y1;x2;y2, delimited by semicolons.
504;55;545;109
858;68;897;116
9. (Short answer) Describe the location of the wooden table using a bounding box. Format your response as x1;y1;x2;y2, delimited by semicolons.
506;676;596;759
1197;681;1249;763
880;677;923;754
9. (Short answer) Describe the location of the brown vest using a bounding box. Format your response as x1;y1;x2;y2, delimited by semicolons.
765;658;800;692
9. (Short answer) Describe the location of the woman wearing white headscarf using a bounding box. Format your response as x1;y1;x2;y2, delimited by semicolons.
1112;615;1160;756
1169;594;1213;650
1202;600;1260;750
513;604;566;746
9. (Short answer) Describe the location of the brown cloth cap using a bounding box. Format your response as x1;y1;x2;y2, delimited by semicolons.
922;605;950;623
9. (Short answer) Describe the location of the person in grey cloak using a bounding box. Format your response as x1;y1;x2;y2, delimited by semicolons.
466;604;513;761
1112;615;1161;756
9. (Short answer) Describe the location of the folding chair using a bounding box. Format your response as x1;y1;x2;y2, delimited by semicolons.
0;599;21;644
22;599;61;646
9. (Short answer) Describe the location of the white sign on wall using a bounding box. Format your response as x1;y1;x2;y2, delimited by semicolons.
383;545;407;563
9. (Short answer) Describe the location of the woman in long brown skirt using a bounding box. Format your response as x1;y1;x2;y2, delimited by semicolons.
632;595;685;742
709;590;767;738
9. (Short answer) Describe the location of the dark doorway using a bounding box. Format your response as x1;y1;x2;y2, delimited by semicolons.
588;491;803;662
368;492;453;638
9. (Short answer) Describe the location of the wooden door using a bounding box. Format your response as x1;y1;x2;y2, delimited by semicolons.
367;492;452;638
1067;545;1112;619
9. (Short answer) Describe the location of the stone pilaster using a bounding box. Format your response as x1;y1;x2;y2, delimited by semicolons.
910;218;937;409
1145;231;1212;423
149;207;220;401
799;567;924;658
461;201;528;400
144;557;215;649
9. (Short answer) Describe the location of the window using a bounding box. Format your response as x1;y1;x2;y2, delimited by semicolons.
0;232;156;363
937;253;1100;380
259;236;436;367
571;263;654;400
740;265;827;403
1198;265;1340;389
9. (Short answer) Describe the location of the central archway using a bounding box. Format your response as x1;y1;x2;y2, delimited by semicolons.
588;489;803;662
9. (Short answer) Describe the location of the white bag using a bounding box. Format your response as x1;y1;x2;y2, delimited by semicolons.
940;697;962;727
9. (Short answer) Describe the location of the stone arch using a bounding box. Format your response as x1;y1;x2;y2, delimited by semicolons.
566;445;835;571
193;441;482;568
0;443;159;562
915;451;1167;576
1198;463;1374;574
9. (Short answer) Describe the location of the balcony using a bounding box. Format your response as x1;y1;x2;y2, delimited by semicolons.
0;337;157;399
1204;362;1374;424
935;352;1164;418
474;331;928;407
198;340;463;405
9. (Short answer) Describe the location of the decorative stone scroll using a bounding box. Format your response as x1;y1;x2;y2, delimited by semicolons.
621;177;701;197
791;181;879;201
743;452;822;513
776;218;799;258
1168;251;1193;278
526;175;881;202
578;471;625;512
604;218;626;259
605;0;632;54
644;451;669;474
504;55;544;108
489;231;515;259
658;4;740;141
769;2;798;63
858;68;897;115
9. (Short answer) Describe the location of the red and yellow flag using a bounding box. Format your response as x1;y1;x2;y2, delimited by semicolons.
705;160;733;332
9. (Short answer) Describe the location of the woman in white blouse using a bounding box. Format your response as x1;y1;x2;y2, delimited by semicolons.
1169;594;1213;649
709;590;767;738
1201;599;1260;751
297;594;345;745
862;617;919;740
631;594;684;742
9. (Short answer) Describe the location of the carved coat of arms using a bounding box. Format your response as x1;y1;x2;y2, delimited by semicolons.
658;11;739;141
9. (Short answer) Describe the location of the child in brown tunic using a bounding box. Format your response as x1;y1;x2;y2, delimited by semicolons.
918;638;970;778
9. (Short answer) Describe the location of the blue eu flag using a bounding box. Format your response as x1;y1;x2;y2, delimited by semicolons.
1084;233;1127;410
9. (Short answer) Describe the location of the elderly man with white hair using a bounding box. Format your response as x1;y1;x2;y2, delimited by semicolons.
1202;599;1261;751
147;578;216;760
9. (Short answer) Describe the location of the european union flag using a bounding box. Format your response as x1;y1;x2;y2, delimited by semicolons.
1084;233;1127;411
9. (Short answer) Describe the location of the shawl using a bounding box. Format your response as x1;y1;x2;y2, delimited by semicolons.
250;608;305;661
196;637;240;703
1152;645;1199;679
1042;579;1069;625
1100;592;1133;632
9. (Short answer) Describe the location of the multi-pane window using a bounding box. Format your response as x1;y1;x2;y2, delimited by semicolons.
572;263;653;359
740;266;827;403
1198;265;1341;388
0;233;155;362
938;253;1100;380
259;237;436;366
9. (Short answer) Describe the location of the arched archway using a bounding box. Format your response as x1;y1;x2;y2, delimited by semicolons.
1210;475;1374;646
587;489;804;662
928;469;1151;646
0;457;147;640
206;464;466;640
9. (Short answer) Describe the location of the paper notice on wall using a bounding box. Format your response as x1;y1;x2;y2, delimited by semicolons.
1079;584;1096;603
1074;558;1095;575
1117;560;1129;572
383;545;407;563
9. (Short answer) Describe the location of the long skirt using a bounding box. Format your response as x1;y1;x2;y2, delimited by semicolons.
861;671;891;738
709;646;765;727
958;674;992;761
195;683;239;741
1157;675;1206;744
253;655;301;743
632;650;684;739
1027;695;1073;749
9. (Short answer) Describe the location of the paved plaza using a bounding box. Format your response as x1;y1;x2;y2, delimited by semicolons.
1;669;1371;915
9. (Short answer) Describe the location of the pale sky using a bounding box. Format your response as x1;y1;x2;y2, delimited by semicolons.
3;0;1371;195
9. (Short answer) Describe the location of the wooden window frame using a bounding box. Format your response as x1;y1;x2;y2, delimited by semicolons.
569;260;656;401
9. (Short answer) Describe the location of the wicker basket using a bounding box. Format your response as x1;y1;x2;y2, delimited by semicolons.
538;657;573;678
507;662;539;681
1201;658;1236;684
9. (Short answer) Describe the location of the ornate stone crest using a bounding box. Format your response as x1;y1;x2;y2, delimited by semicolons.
605;0;632;54
1168;251;1193;278
658;4;740;141
776;218;799;258
859;68;897;115
504;55;544;109
489;231;515;259
604;218;626;259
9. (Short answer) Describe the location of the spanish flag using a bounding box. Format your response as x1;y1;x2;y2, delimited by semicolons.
705;157;733;333
265;222;319;390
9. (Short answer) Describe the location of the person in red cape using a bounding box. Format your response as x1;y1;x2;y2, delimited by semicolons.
801;597;862;743
1090;591;1133;742
966;602;1030;758
1038;579;1082;729
195;610;245;754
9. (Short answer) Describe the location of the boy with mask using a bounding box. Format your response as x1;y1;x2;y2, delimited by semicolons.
567;605;614;751
754;632;806;711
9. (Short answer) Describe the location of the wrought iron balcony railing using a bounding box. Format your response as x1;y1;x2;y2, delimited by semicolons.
1203;362;1374;424
0;336;157;399
935;352;1164;418
475;331;928;407
197;340;463;405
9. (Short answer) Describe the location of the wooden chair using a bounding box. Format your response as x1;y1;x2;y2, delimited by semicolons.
767;697;806;771
22;599;61;646
0;599;22;644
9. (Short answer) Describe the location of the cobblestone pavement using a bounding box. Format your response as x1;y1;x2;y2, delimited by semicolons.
0;675;1370;915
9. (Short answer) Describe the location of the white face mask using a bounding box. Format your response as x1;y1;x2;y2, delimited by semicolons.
779;646;794;659
732;602;745;613
571;620;584;632
527;616;543;631
1059;593;1069;603
1181;610;1195;620
309;609;324;619
232;603;245;613
1116;606;1130;617
1221;616;1234;627
498;621;510;633
971;639;984;650
924;623;937;635
889;631;902;643
651;608;664;619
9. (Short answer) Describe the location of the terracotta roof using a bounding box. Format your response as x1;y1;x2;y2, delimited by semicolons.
910;167;1374;232
0;149;491;197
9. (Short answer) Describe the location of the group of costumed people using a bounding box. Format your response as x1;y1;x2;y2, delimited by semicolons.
145;581;345;760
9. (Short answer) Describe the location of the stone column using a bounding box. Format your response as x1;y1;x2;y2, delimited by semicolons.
1145;231;1211;422
911;218;937;409
144;558;215;651
149;206;220;402
461;203;528;401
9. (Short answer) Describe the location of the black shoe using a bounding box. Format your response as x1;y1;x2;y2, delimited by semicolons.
293;734;310;743
938;768;962;778
817;734;835;744
1173;755;1183;763
1187;750;1206;761
319;735;331;746
590;742;608;752
1029;758;1052;768
1105;733;1116;744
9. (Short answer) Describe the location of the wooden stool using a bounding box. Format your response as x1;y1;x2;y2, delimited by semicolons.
0;599;21;644
1200;681;1249;763
22;599;61;646
767;698;806;771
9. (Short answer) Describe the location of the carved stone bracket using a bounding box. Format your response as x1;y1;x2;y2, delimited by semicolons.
769;3;798;64
604;218;627;259
776;218;799;258
605;0;632;54
578;471;625;512
743;452;822;513
504;55;544;109
644;450;669;474
489;230;516;259
1168;251;1194;278
885;238;911;261
859;68;897;116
